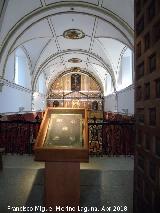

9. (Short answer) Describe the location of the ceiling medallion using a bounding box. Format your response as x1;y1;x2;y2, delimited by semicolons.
63;29;85;39
71;67;81;72
68;58;82;63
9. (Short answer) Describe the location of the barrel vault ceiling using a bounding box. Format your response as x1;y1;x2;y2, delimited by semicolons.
0;0;134;92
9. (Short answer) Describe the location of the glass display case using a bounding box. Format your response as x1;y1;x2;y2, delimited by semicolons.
44;113;83;147
34;107;88;162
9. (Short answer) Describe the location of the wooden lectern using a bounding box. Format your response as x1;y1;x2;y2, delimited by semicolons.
34;108;89;211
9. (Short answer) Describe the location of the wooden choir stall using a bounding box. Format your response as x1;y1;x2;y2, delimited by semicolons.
34;107;89;211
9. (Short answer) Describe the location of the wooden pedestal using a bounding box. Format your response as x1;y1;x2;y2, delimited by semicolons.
34;108;89;212
45;162;80;212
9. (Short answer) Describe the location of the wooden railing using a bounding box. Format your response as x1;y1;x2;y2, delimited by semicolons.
0;112;135;156
88;119;135;156
0;121;40;154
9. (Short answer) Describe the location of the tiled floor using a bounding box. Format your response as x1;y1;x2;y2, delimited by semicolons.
0;155;134;213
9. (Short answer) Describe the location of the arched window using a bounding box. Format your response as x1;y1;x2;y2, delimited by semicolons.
15;48;31;88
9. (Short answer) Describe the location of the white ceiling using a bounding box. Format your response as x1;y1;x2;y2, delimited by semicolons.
0;0;134;92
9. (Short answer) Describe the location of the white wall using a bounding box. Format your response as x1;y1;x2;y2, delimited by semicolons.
105;73;114;96
104;84;134;115
104;93;117;112
4;52;15;81
32;92;46;111
37;73;47;94
32;72;47;111
0;85;32;113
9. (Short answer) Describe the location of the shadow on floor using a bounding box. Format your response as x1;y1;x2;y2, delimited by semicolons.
25;169;133;212
0;167;133;213
25;169;44;207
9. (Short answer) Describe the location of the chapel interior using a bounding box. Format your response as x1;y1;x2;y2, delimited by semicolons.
0;0;160;213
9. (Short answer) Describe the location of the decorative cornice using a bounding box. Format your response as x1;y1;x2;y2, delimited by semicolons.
0;77;47;98
21;45;32;73
116;45;128;75
0;77;32;93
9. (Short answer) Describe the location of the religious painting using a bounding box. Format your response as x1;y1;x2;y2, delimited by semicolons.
71;74;81;91
44;113;83;147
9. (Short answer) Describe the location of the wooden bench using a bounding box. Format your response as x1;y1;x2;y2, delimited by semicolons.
0;148;5;170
